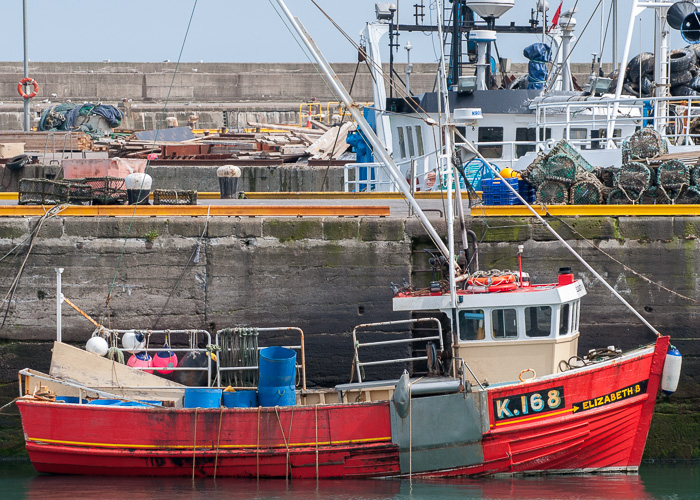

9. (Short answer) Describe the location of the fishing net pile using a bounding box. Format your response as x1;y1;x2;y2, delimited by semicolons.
38;102;123;139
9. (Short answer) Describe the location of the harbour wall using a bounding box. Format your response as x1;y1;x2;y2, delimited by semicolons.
0;214;697;456
0;61;612;130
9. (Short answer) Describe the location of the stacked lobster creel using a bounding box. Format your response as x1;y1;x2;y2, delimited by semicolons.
521;140;596;205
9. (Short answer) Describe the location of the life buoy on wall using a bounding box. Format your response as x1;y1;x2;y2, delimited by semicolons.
17;77;39;99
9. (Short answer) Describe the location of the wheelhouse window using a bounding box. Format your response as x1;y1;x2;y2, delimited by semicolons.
559;303;571;335
515;127;551;157
491;308;518;339
406;126;415;157
459;310;485;341
525;306;552;337
572;300;580;332
415;126;424;156
397;127;407;158
478;127;504;158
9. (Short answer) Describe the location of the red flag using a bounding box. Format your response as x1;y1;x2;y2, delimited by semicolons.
549;1;563;33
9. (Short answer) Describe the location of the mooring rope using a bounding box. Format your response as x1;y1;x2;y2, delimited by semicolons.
315;405;319;482
214;405;224;479
256;406;261;482
191;407;198;481
275;406;291;483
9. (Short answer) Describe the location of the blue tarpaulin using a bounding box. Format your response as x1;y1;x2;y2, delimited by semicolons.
523;43;551;90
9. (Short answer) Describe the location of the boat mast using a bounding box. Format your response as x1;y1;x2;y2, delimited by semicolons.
436;0;458;309
273;0;453;262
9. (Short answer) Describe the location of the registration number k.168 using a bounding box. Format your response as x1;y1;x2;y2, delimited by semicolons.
493;386;565;422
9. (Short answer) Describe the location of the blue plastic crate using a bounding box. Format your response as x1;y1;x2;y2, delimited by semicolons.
518;179;536;204
482;178;520;205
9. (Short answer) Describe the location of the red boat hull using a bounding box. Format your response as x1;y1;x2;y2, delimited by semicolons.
17;336;669;478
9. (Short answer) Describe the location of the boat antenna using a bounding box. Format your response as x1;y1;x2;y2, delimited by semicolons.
454;130;661;338
272;0;456;267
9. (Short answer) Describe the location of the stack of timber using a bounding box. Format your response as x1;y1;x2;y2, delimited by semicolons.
106;122;355;163
0;131;93;152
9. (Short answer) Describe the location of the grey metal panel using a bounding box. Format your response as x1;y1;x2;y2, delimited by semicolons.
135;126;195;142
390;392;486;474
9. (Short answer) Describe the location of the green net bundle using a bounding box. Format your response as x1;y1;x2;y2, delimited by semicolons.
690;162;700;186
639;186;670;205
548;139;594;173
570;176;605;205
676;186;700;204
545;154;578;185
621;127;668;161
536;180;569;205
656;159;690;190
594;166;617;188
616;162;651;192
521;153;547;187
608;188;638;204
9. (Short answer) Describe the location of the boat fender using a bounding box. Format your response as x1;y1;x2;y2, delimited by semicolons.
86;336;109;357
122;331;146;353
392;370;411;419
661;346;682;395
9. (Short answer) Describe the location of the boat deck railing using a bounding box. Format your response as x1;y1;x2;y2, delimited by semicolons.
116;329;214;386
352;318;444;384
215;326;307;391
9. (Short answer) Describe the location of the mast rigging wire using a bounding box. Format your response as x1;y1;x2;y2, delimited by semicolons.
105;0;199;319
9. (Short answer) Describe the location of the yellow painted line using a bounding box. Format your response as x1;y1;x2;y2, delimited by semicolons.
0;193;16;200
493;407;574;427
0;205;390;217
472;204;700;217
241;191;478;200
27;435;391;450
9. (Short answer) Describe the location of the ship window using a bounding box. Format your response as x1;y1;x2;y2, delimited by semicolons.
397;127;407;158
478;127;503;158
559;303;570;335
491;308;518;339
459;310;485;341
572;301;580;332
415;126;424;156
570;128;587;140
525;306;552;337
515;127;552;157
406;126;416;157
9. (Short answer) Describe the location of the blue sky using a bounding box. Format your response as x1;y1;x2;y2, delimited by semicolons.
0;1;689;65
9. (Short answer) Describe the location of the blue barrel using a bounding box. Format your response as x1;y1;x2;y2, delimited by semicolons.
259;346;296;387
183;388;222;408
222;390;258;408
258;385;296;407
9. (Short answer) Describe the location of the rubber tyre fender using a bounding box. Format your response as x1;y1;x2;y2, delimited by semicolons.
671;70;693;87
689;75;700;91
641;76;654;96
671;85;699;97
6;154;29;171
670;48;696;73
626;52;654;83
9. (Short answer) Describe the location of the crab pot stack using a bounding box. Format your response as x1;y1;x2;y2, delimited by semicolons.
622;47;700;97
520;139;594;205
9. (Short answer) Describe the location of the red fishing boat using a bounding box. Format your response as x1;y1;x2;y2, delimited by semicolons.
15;0;682;480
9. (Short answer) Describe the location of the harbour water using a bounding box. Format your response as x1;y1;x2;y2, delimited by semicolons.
1;460;698;500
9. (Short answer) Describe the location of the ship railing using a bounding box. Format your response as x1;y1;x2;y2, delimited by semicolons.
352;318;444;384
458;140;542;170
343;153;432;192
534;95;700;147
114;329;214;387
215;326;306;391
